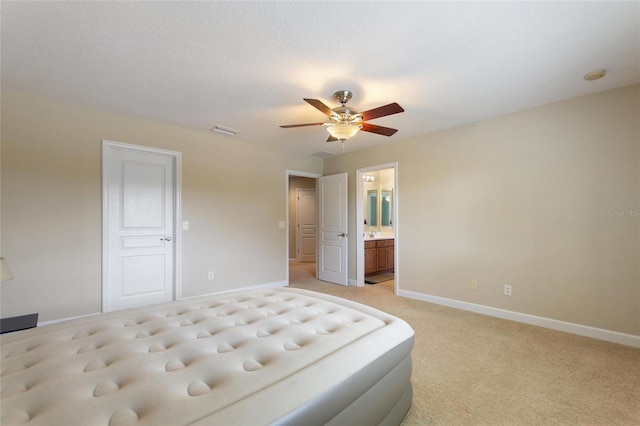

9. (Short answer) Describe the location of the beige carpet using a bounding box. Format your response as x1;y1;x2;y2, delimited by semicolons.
288;263;640;425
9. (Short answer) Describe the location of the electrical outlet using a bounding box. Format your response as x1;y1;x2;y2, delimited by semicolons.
504;285;512;296
208;271;214;281
470;280;478;290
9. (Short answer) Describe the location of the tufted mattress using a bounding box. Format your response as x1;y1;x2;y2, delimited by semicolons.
1;288;414;425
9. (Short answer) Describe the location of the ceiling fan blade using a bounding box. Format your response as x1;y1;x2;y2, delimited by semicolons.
279;123;325;128
304;98;334;117
361;122;398;137
360;103;404;121
326;135;339;142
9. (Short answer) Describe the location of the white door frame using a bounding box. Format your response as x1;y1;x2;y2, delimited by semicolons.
285;170;321;283
102;140;182;312
356;162;398;292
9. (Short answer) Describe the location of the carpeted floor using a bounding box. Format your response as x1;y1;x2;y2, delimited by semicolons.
288;263;640;425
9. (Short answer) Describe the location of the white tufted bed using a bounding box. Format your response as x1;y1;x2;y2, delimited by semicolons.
1;288;414;425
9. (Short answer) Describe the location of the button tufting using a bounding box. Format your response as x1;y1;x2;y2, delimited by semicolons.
165;360;186;372
94;381;120;397
2;382;28;397
77;344;98;354
0;289;403;425
72;331;90;339
1;410;30;424
6;347;28;358
217;343;235;353
196;330;212;338
109;408;139;426
283;342;302;351
84;359;107;372
1;363;26;375
187;380;212;396
243;359;263;371
135;330;150;339
148;343;167;353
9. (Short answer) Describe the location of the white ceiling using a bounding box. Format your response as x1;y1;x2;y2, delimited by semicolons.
2;1;639;156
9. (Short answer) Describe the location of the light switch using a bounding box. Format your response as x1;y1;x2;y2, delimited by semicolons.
278;221;286;229
182;221;189;231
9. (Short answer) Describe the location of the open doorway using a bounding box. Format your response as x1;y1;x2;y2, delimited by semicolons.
286;170;321;285
356;163;398;294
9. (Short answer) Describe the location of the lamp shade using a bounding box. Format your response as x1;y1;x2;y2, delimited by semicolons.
1;257;14;282
327;123;359;141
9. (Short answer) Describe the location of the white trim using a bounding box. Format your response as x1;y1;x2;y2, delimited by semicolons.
101;140;182;312
356;162;399;293
398;289;640;348
285;170;322;285
38;312;101;327
181;280;288;299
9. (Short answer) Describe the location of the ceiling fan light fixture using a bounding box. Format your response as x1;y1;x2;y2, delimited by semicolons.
327;123;360;141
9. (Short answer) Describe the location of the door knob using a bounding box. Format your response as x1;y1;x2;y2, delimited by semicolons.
337;233;346;237
161;236;172;241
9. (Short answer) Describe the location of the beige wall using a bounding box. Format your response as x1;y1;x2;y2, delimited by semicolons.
324;84;640;336
1;89;323;322
288;176;316;259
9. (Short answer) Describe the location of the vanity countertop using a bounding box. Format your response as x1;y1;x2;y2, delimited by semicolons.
364;235;394;241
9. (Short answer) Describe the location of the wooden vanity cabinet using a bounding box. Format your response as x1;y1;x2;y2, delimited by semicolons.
365;239;394;275
365;241;378;275
376;239;394;272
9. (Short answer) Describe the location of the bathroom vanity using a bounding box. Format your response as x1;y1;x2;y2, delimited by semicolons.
365;238;394;275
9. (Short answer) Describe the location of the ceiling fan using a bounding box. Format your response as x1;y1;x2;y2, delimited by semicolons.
280;90;404;143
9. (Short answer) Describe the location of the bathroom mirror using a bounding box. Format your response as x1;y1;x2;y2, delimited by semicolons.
366;189;378;227
381;189;393;227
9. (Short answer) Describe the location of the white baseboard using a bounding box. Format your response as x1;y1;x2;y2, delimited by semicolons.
181;280;288;299
398;289;640;348
38;312;101;327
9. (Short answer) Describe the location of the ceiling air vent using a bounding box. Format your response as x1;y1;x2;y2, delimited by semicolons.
311;151;336;158
210;125;239;136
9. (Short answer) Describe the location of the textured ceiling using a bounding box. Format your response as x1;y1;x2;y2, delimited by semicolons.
2;1;639;156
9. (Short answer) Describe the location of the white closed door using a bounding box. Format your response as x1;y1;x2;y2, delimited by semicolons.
318;173;348;285
103;142;177;312
297;188;317;262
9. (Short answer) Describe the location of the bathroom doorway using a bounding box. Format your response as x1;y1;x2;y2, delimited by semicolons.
356;163;398;294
